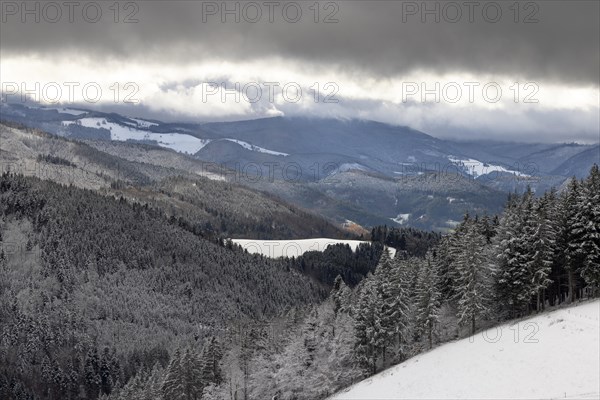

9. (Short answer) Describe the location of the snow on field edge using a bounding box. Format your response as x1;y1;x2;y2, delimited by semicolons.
330;300;600;400
230;238;396;259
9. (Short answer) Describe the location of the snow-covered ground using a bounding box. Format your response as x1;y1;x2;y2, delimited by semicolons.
448;156;530;178
62;118;288;156
63;118;210;154
330;300;600;400
222;138;288;156
230;238;395;259
391;213;410;225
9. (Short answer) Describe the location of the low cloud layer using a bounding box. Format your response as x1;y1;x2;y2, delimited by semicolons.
1;1;598;142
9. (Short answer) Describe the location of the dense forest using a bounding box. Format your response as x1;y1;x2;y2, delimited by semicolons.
1;165;598;399
370;226;442;257
0;121;349;241
279;225;442;288
0;173;326;399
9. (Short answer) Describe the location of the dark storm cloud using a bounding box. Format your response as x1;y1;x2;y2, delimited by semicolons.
1;0;599;86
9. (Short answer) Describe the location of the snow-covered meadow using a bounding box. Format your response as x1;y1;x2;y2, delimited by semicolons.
230;238;396;259
331;300;600;400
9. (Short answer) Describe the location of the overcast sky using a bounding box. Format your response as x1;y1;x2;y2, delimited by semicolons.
1;0;599;143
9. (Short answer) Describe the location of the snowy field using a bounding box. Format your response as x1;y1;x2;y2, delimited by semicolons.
62;118;288;156
331;300;600;400
222;138;289;156
230;238;395;259
448;156;530;178
63;118;209;154
391;213;410;225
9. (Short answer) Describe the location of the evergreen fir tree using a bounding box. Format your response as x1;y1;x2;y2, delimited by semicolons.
353;276;382;375
373;248;397;364
530;193;555;310
85;347;102;399
201;337;223;386
162;348;184;400
331;275;350;316
564;178;586;302
578;165;600;296
181;347;204;400
415;251;442;349
494;192;534;317
387;254;413;360
454;218;491;334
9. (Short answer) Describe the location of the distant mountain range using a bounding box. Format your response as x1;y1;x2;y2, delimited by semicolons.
2;102;597;231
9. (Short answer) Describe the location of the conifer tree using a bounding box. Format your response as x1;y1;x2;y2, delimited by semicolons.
578;165;600;296
331;275;351;316
530;192;555;310
201;337;223;387
564;178;586;302
495;192;534;316
353;277;382;375
373;248;397;364
182;347;204;400
386;252;412;361
454;218;491;334
415;251;442;349
162;348;184;400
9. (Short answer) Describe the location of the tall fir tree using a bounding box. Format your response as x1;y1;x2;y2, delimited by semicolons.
162;348;184;400
414;251;442;349
331;274;351;316
530;192;555;311
564;178;586;302
495;192;534;317
373;248;399;364
454;218;491;334
353;276;382;375
388;252;412;360
578;165;600;296
201;337;223;387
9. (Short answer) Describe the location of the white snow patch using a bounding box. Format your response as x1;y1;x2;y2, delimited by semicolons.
63;118;209;154
230;238;396;259
391;213;410;225
194;170;227;182
222;138;288;156
448;156;530;178
330;300;600;400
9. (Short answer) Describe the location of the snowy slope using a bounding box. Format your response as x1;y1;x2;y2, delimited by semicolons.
222;138;289;156
331;300;600;400
231;238;395;259
63;118;209;154
448;156;530;178
62;118;289;156
391;213;410;225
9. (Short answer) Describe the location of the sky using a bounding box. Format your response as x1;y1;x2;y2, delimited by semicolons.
1;0;599;143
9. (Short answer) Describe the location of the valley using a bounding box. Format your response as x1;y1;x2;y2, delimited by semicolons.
3;103;596;232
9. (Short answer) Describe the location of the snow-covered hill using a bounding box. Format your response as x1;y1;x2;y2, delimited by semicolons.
230;238;396;259
62;118;210;154
330;300;600;400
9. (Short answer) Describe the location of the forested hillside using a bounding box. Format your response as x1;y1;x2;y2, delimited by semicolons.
0;173;325;399
0;122;348;240
1;120;597;399
200;164;597;399
2;165;597;399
